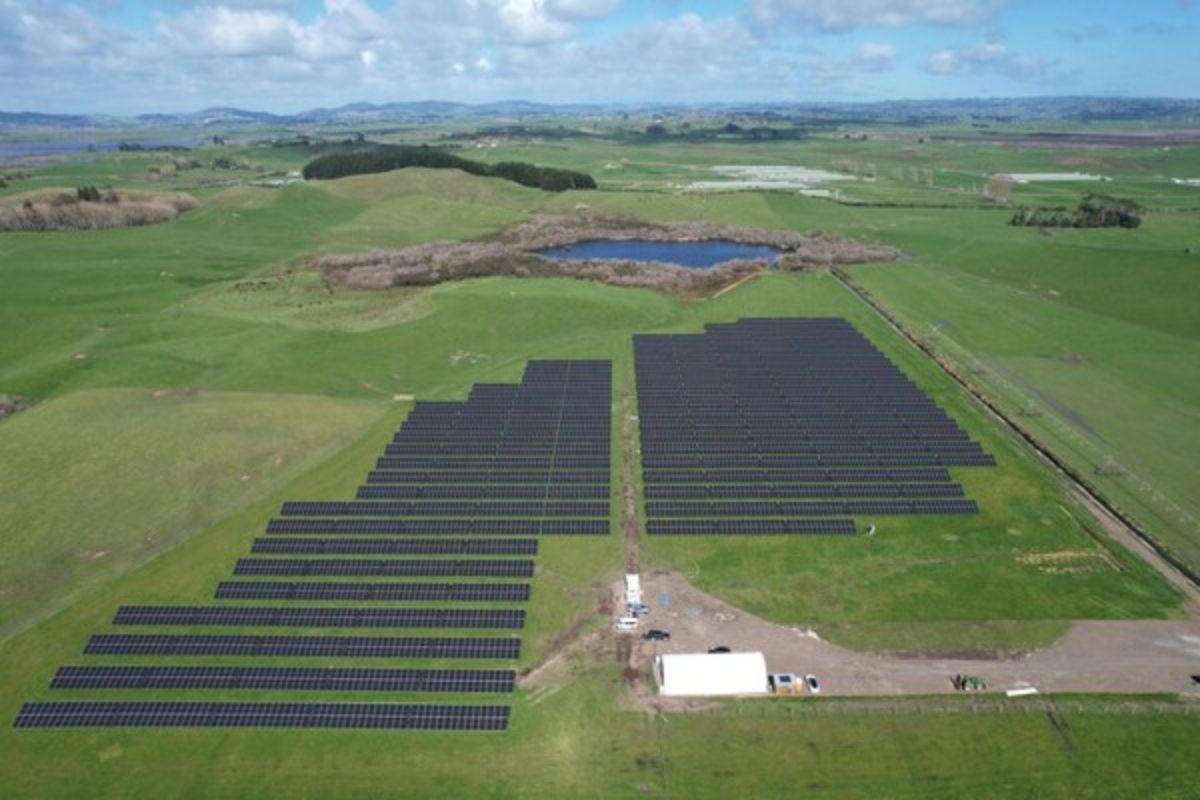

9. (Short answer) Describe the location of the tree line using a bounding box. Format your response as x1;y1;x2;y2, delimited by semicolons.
301;145;596;191
1010;193;1142;229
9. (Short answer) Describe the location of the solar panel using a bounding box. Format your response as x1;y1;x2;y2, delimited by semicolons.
113;606;526;629
84;634;522;659
233;558;535;578
251;538;539;555
50;665;517;693
13;701;511;730
214;581;530;602
646;518;856;535
264;518;607;536
278;500;609;518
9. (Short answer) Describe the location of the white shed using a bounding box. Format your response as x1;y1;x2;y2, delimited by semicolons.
655;652;769;697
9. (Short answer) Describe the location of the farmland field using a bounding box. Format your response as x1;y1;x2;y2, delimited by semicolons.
2;124;1199;798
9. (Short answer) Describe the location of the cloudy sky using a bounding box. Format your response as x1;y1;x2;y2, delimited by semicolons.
1;0;1196;114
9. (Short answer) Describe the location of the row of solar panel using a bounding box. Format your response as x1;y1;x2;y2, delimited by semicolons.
265;518;609;535
643;467;952;483
639;428;970;439
637;407;959;418
279;501;609;518
84;634;521;659
233;558;535;578
635;443;985;455
643;454;997;468
646;519;856;535
643;483;965;500
375;457;611;470
14;702;511;730
356;485;610;500
387;440;609;449
646;499;979;516
214;581;531;602
639;424;968;435
365;470;611;485
638;415;964;428
251;537;539;555
635;384;939;394
407;412;608;420
113;606;526;629
394;434;610;443
410;403;608;410
640;430;968;441
395;428;610;435
50;665;516;693
383;448;611;458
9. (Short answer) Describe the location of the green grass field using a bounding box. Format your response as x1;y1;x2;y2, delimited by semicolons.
0;387;383;638
2;133;1199;797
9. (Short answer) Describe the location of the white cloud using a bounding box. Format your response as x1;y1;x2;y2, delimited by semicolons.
854;41;897;69
546;0;619;19
748;0;1004;32
923;40;1062;82
497;0;575;44
157;7;300;58
474;55;494;72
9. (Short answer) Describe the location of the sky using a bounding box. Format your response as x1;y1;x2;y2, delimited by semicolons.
1;0;1197;114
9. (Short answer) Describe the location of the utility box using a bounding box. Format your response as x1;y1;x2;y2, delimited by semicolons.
624;574;642;607
769;673;801;696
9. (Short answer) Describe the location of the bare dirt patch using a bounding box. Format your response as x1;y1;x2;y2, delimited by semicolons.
148;387;200;400
622;570;1200;699
0;394;31;420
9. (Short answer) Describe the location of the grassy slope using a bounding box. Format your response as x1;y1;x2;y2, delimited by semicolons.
846;212;1200;574
0;388;383;639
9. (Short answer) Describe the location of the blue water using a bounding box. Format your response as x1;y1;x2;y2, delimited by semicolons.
0;137;209;164
538;239;780;268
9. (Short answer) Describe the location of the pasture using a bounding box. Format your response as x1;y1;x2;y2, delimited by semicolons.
2;131;1198;797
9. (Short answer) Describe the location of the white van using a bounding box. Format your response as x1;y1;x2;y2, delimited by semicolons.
614;616;639;632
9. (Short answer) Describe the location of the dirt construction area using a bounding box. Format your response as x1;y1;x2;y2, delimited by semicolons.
623;571;1200;699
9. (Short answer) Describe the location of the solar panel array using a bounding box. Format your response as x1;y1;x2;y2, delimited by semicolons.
14;702;511;730
14;360;612;731
114;606;526;629
634;318;993;536
51;666;516;693
85;634;522;660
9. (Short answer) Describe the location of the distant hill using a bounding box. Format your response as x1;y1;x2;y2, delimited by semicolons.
3;97;1199;131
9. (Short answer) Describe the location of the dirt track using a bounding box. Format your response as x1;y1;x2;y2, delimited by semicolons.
626;571;1200;699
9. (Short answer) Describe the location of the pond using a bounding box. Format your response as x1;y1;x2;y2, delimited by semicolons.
537;239;781;268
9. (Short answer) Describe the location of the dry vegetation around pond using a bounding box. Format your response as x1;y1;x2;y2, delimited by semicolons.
0;187;197;232
319;213;898;296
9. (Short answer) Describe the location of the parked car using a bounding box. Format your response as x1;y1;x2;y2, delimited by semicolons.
708;646;732;654
804;674;821;695
642;629;671;641
628;603;651;617
614;617;639;632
